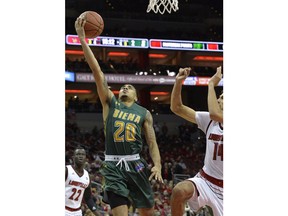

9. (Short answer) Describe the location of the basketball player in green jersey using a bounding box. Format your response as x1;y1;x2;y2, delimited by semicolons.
75;17;163;216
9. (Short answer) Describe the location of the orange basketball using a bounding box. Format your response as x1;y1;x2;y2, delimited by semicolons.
80;11;104;38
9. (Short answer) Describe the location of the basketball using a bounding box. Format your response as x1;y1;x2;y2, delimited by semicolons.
80;11;104;38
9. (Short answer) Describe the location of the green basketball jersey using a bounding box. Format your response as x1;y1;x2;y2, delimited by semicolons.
104;96;147;155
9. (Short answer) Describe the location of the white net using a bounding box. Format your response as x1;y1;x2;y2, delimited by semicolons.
146;0;179;14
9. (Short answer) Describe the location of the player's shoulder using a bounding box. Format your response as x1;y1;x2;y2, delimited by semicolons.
132;102;148;114
83;168;90;175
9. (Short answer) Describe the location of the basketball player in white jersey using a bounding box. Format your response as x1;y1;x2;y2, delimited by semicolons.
170;66;223;216
65;146;100;216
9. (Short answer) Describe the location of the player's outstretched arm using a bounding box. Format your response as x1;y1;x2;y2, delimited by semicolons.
170;67;197;124
143;110;163;184
74;17;113;107
208;66;223;123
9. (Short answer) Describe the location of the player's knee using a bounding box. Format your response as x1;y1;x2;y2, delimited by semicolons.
172;181;195;200
172;183;186;197
137;207;154;216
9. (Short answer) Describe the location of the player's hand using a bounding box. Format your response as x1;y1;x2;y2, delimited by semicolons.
149;165;164;183
176;67;191;82
209;66;222;87
75;17;86;39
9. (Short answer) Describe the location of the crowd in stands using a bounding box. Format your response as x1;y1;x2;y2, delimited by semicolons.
65;57;142;75
66;112;206;215
65;57;216;77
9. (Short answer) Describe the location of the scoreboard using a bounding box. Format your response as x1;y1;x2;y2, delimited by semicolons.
150;39;223;52
66;35;223;52
66;35;148;49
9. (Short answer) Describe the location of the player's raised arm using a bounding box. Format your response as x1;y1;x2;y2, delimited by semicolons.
74;17;113;107
170;67;197;124
208;66;223;123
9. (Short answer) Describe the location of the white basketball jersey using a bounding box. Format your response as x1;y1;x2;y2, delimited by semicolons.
196;111;223;180
65;165;90;209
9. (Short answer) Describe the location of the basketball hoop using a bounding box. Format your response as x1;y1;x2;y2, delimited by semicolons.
146;0;179;14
